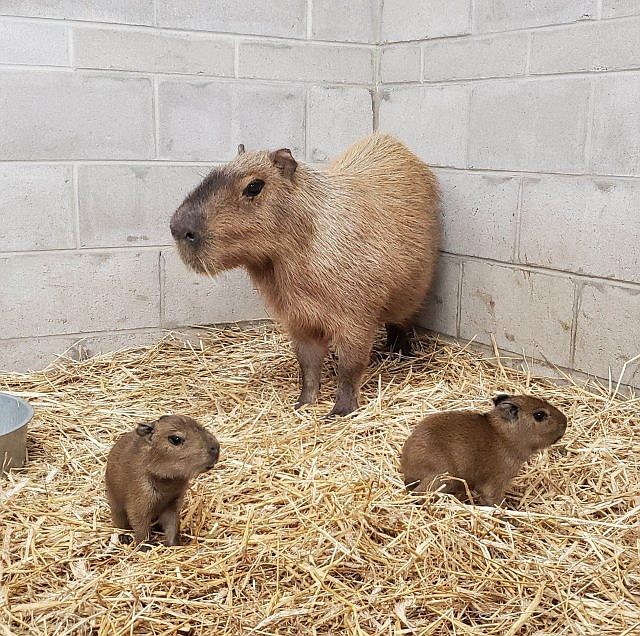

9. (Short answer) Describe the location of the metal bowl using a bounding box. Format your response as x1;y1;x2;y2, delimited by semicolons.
0;392;34;474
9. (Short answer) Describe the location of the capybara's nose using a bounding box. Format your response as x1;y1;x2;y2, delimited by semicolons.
209;442;220;462
170;207;200;244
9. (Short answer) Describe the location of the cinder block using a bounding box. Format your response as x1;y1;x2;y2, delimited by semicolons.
158;80;305;161
531;18;640;74
602;0;640;18
157;0;306;38
380;44;421;83
307;87;372;161
460;261;574;366
468;78;590;172
0;329;166;373
0;19;68;66
474;0;596;32
378;84;470;167
590;75;640;176
0;250;160;339
162;249;266;328
73;27;234;76
312;0;377;43
381;0;470;42
418;255;461;338
0;0;153;24
520;176;640;283
423;32;528;82
238;41;373;84
0;71;153;160
575;282;640;387
78;165;209;248
0;165;75;251
436;170;520;261
0;335;84;372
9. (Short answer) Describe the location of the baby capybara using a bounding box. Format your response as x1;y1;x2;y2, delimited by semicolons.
170;133;440;416
105;415;220;547
401;394;567;505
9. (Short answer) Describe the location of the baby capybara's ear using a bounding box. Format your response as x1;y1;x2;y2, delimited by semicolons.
237;143;245;155
493;393;511;406
495;400;519;422
136;422;155;439
269;148;297;178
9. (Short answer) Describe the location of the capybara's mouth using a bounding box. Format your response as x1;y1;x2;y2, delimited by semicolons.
553;431;566;444
173;241;211;275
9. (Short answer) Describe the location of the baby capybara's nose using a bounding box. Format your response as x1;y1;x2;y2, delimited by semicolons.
170;206;200;244
209;440;220;462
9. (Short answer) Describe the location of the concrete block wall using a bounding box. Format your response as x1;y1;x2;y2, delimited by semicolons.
2;1;638;390
379;0;640;387
0;1;377;371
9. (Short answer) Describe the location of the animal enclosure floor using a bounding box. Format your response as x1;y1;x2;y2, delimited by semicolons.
1;325;638;635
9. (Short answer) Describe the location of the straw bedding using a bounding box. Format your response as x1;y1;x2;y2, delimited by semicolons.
0;324;638;635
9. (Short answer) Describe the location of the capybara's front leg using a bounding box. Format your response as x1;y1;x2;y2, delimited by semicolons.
129;509;153;546
159;498;183;547
475;482;505;507
329;336;372;416
294;338;328;408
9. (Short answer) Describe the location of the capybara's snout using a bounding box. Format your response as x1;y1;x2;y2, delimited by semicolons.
170;203;203;246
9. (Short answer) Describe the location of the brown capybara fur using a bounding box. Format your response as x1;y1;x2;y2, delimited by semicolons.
170;133;441;416
105;415;220;547
401;394;567;506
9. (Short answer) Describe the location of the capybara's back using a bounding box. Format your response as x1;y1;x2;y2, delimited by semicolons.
324;133;440;328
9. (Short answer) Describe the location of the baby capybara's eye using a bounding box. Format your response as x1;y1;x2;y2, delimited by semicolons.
243;179;265;197
533;411;547;422
168;434;184;446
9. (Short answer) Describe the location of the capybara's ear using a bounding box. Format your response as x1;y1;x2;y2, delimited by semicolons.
136;422;155;439
496;400;519;422
237;143;245;155
269;148;297;178
493;393;510;406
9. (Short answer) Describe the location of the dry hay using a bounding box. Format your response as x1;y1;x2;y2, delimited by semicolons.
0;324;638;635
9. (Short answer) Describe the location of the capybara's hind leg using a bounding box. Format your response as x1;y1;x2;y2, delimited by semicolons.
329;336;372;417
385;323;414;356
294;339;328;408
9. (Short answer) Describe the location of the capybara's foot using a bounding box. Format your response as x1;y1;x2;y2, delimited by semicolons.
327;397;358;418
385;324;414;357
163;534;182;547
294;389;318;410
118;533;134;545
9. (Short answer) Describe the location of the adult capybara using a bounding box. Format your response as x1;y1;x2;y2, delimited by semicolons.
105;415;220;547
170;133;441;416
401;394;568;505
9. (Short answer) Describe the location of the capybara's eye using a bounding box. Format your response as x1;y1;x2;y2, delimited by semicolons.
243;179;265;197
533;411;547;422
168;434;184;446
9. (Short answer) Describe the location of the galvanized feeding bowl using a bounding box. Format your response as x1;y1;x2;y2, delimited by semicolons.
0;392;34;474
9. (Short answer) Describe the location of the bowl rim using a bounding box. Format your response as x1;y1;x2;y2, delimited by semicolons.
0;391;34;435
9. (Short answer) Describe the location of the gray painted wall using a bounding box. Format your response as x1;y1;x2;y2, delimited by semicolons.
1;1;638;388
